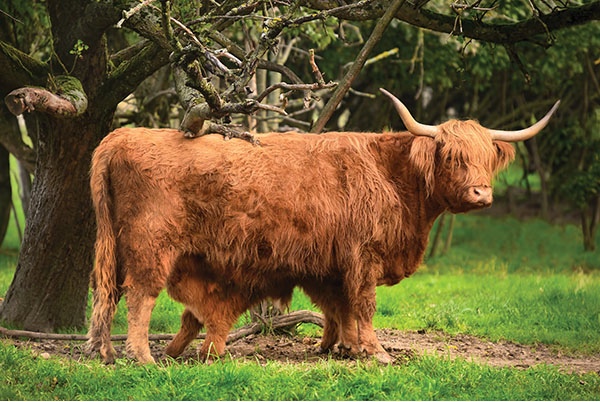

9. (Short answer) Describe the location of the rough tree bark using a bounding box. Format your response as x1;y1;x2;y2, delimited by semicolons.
0;116;103;330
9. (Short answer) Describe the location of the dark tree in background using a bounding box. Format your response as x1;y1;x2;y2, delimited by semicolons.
0;0;598;332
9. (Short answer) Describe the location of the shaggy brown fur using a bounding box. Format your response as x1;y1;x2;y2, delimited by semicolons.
86;121;515;364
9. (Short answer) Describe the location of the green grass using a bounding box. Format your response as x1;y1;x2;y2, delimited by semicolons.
431;214;600;274
1;156;27;251
0;254;17;297
493;156;541;194
375;272;600;354
1;343;599;400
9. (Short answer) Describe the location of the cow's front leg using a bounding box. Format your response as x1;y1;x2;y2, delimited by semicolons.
301;281;351;354
348;279;392;364
125;288;158;364
356;318;392;364
336;314;361;356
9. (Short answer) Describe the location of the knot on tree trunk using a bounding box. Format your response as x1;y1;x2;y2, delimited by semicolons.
4;75;88;118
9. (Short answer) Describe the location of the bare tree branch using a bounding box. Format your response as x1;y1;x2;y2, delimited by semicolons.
312;0;407;133
255;82;337;103
5;88;76;117
179;99;290;138
0;310;324;343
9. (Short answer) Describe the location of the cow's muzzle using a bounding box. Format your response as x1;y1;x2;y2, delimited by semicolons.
469;186;493;207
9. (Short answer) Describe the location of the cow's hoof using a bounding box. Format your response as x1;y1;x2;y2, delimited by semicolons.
83;340;98;358
337;343;360;358
126;348;155;364
164;345;184;359
373;351;393;365
84;340;117;364
138;355;156;365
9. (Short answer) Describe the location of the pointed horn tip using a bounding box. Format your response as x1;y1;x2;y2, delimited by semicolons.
537;99;561;122
488;99;562;142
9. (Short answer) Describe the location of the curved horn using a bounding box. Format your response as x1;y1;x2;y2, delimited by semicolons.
380;88;439;138
488;100;561;142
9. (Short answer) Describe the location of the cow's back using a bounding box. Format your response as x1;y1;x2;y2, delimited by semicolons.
97;128;405;283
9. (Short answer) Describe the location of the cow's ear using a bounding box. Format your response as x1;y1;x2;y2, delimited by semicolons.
409;137;437;195
493;141;516;173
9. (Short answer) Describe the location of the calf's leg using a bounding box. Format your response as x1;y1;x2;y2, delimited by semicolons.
165;308;204;358
198;294;249;362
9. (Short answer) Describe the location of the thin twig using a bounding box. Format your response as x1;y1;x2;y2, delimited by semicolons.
116;0;156;28
309;49;326;86
311;0;407;133
255;82;336;103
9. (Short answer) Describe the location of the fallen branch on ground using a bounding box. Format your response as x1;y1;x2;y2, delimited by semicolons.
0;310;324;344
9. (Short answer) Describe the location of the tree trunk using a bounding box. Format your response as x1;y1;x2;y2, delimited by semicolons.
526;137;549;220
581;196;600;252
0;143;11;246
0;115;106;331
428;213;446;258
442;214;455;255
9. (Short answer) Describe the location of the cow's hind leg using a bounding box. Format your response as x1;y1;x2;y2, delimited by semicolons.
165;308;204;358
125;287;159;364
165;254;209;359
86;287;122;364
302;281;359;356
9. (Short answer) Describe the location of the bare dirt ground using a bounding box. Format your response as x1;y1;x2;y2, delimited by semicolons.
6;329;600;375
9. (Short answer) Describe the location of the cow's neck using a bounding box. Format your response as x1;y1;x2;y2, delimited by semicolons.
372;132;448;285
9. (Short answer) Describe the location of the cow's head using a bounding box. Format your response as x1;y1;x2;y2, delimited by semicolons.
380;88;560;213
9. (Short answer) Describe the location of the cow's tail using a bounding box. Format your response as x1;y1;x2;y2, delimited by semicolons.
86;143;120;363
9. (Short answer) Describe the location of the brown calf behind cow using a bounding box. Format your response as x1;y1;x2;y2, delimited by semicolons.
86;89;559;364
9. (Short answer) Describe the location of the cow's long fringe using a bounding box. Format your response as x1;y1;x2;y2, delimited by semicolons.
409;120;515;196
86;145;119;362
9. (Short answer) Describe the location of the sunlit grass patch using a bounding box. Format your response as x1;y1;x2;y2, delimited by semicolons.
376;271;600;354
2;341;599;401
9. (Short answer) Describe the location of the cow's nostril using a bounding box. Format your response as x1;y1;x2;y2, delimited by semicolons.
472;186;492;204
